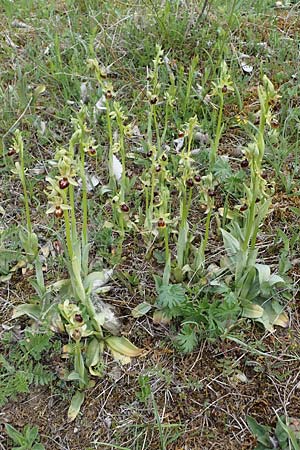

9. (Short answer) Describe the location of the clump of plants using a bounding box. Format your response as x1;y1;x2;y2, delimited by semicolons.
5;43;291;421
10;112;143;421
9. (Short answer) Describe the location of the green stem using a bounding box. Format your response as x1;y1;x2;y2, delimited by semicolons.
210;93;224;169
161;104;169;145
153;107;161;156
106;101;115;190
163;226;170;286
69;185;77;241
80;143;88;249
64;208;73;260
19;145;32;234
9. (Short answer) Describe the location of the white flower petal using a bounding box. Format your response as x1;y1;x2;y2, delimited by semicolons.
112;154;122;181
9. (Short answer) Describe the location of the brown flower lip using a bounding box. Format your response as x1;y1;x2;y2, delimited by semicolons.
59;177;69;189
55;206;64;218
186;178;194;187
240;204;248;211
240;159;249;168
105;90;112;99
194;174;201;183
88;147;97;156
222;85;228;93
208;189;216;197
150;96;158;105
74;314;83;323
178;131;184;138
7;148;16;156
155;165;161;172
120;203;129;212
157;218;166;228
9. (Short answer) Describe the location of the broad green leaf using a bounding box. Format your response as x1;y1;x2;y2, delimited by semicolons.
275;416;289;448
131;302;152;318
238;266;258;301
273;312;289;328
84;269;113;293
109;349;131;365
71;256;86;302
177;222;189;268
86;337;101;369
67;371;85;382
105;336;143;357
255;264;271;285
25;425;38;444
246;416;272;446
242;304;264;319
275;414;300;450
67;390;85;422
221;228;240;257
5;424;23;444
268;273;285;286
12;304;42;321
74;343;88;387
32;444;45;450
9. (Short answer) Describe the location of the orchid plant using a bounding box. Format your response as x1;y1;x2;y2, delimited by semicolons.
12;111;143;421
220;76;289;331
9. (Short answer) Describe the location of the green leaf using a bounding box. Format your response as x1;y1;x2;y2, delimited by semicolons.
176;324;198;353
177;222;189;268
32;444;45;450
131;302;152;318
221;228;240;258
105;336;143;357
5;424;23;445
83;269;113;293
67;390;85;422
156;284;186;311
242;303;264;319
24;425;38;445
86;337;101;372
12;304;42;321
246;416;272;446
275;415;300;450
